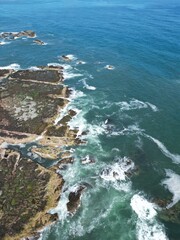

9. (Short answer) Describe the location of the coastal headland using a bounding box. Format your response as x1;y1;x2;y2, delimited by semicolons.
0;61;83;239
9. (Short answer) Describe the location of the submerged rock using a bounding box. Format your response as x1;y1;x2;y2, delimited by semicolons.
155;199;180;224
159;203;180;224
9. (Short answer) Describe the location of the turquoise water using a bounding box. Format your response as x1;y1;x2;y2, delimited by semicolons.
0;1;180;239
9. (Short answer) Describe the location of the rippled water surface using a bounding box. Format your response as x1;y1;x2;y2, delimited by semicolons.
0;0;180;239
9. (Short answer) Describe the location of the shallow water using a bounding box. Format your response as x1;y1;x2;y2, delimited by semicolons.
1;0;180;239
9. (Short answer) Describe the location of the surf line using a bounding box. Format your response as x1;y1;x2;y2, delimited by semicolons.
143;133;180;164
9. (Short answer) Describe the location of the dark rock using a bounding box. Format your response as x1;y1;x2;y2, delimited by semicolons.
9;69;63;83
0;30;36;40
33;39;45;45
61;55;71;61
81;155;95;165
158;202;180;224
67;185;86;213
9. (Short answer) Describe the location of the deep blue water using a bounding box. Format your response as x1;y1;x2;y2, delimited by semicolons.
0;1;180;239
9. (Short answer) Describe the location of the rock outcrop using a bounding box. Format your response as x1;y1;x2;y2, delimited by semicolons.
0;65;81;239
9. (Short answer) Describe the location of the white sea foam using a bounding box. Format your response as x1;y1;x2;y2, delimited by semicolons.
69;89;85;100
131;194;168;240
0;142;9;149
0;41;10;45
100;157;134;182
110;124;144;136
136;220;168;240
28;66;41;71
47;62;63;67
162;169;180;208
69;109;105;138
48;62;83;79
100;157;135;192
104;65;115;70
54;103;70;125
146;102;158;112
82;79;96;91
131;194;157;220
102;99;158;112
116;99;158;112
63;65;82;80
54;88;84;125
65;54;77;61
145;134;180;164
76;61;86;65
64;71;83;80
68;196;116;237
50;189;69;221
0;63;20;70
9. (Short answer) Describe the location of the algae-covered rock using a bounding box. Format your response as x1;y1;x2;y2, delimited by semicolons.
0;65;84;239
0;149;63;240
0;30;36;40
158;202;180;224
0;69;67;136
9;69;63;83
33;39;45;45
0;69;13;79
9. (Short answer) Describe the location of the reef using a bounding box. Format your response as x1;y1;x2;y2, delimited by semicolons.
0;30;45;46
0;65;81;239
155;199;180;225
0;30;36;39
159;202;180;224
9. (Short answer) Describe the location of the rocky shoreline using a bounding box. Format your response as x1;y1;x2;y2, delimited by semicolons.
0;64;83;239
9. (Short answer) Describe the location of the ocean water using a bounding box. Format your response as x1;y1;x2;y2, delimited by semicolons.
0;0;180;239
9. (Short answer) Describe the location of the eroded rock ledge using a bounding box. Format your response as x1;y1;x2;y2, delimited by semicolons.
0;66;81;239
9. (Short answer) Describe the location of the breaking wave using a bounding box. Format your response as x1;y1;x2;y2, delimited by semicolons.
145;134;180;164
81;78;96;90
0;63;20;70
162;169;180;208
131;194;168;240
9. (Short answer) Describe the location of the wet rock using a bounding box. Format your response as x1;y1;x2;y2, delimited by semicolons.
81;155;95;165
67;185;86;213
61;55;72;61
104;65;115;70
33;39;45;45
158;202;180;224
68;109;77;117
0;30;36;40
42;65;64;71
